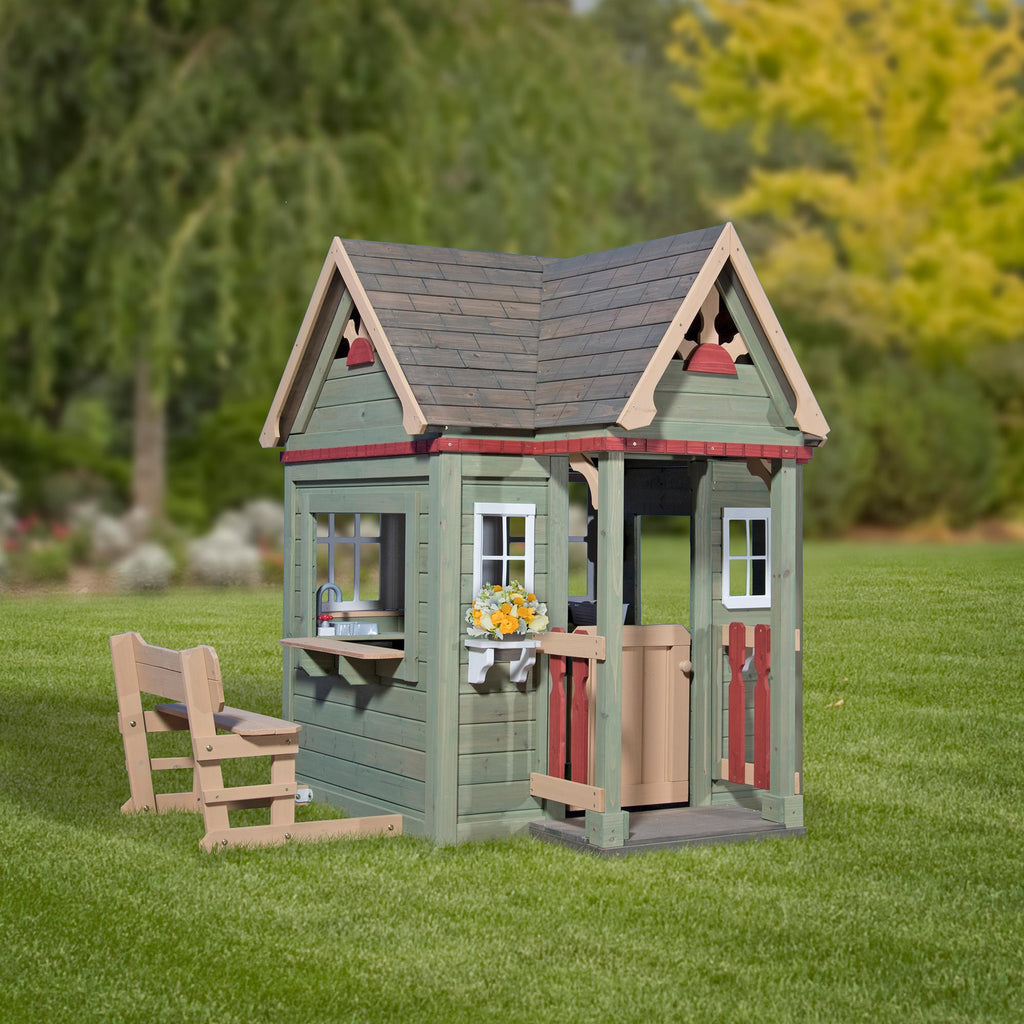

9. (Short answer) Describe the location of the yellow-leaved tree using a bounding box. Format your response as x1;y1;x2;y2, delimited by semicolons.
668;0;1024;362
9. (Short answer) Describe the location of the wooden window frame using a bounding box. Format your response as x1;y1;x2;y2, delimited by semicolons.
300;488;419;679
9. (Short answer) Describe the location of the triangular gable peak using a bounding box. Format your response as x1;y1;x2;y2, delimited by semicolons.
617;224;828;441
261;238;429;447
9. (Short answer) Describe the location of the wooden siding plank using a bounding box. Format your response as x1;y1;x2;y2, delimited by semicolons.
293;672;426;720
299;749;425;812
458;689;536;725
456;808;545;842
457;780;536;815
293;693;425;750
301;723;427;780
458;750;535;785
459;721;535;754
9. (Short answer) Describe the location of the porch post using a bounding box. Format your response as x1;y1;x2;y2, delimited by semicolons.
585;450;628;848
763;458;804;826
426;452;462;844
688;458;714;806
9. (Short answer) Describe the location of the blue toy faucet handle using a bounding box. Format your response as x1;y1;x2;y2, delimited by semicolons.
316;582;343;613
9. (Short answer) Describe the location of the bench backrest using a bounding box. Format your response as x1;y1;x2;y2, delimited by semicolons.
111;632;224;712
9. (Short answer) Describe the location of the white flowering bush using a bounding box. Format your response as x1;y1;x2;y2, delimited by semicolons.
465;581;548;639
112;542;175;592
91;514;134;563
187;525;261;586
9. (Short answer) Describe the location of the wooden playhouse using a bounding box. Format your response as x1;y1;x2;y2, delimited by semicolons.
260;223;828;851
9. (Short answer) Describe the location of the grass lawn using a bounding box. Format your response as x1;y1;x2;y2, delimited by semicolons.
2;541;1023;1023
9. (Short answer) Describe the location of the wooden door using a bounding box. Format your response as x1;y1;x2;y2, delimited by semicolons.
617;624;691;807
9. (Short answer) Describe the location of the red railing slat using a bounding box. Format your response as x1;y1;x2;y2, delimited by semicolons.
569;656;590;783
754;624;771;789
547;631;567;777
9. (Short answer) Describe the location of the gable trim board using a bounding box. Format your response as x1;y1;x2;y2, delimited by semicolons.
262;225;828;448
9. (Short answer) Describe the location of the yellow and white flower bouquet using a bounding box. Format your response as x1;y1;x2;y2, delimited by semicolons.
465;581;548;640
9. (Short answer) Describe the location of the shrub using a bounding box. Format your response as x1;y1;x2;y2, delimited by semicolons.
112;542;176;592
91;514;134;563
187;526;262;587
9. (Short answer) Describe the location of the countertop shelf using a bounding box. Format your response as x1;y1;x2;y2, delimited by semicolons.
281;637;405;661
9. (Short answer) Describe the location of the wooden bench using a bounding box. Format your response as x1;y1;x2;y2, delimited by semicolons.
111;632;402;851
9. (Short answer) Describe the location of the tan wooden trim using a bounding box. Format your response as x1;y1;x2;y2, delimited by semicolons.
149;756;195;771
617;226;733;430
330;239;428;436
720;624;801;652
529;772;606;812
280;637;405;661
621;622;691;647
260;250;341;447
722;224;829;441
568;453;599;511
191;734;299;763
719;760;802;794
260;239;428;448
721;758;755;786
202;782;296;806
199;814;403;852
152;701;301;737
538;630;606;661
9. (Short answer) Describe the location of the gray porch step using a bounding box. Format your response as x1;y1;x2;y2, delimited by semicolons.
529;805;805;856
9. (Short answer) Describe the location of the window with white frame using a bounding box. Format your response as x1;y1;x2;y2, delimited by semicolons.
722;508;771;609
472;502;535;593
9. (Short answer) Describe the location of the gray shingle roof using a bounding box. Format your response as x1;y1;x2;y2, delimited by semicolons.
343;226;725;432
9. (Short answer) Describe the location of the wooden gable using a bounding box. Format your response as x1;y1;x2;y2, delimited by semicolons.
617;224;828;442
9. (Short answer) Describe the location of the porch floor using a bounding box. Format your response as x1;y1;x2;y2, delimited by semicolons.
528;805;805;856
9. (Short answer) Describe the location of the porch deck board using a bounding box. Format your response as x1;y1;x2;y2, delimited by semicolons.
528;805;805;856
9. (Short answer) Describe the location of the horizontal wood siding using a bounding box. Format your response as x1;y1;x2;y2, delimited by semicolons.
283;465;430;822
291;673;427;817
455;462;551;834
634;362;799;446
288;358;409;453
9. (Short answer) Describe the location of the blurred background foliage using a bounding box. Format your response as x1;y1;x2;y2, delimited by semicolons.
1;0;1021;558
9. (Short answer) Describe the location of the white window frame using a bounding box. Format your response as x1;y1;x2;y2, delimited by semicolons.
472;502;535;594
722;507;771;610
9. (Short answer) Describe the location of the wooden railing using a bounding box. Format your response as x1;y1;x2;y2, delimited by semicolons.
722;622;771;789
529;627;606;812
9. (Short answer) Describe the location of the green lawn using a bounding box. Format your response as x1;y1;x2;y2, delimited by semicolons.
2;542;1023;1023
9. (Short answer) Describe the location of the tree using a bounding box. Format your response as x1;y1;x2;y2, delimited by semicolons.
0;0;652;520
667;0;1024;362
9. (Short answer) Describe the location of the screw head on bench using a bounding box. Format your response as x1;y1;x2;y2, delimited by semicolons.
206;744;213;751
221;838;228;847
129;720;137;728
387;824;395;831
284;833;291;840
